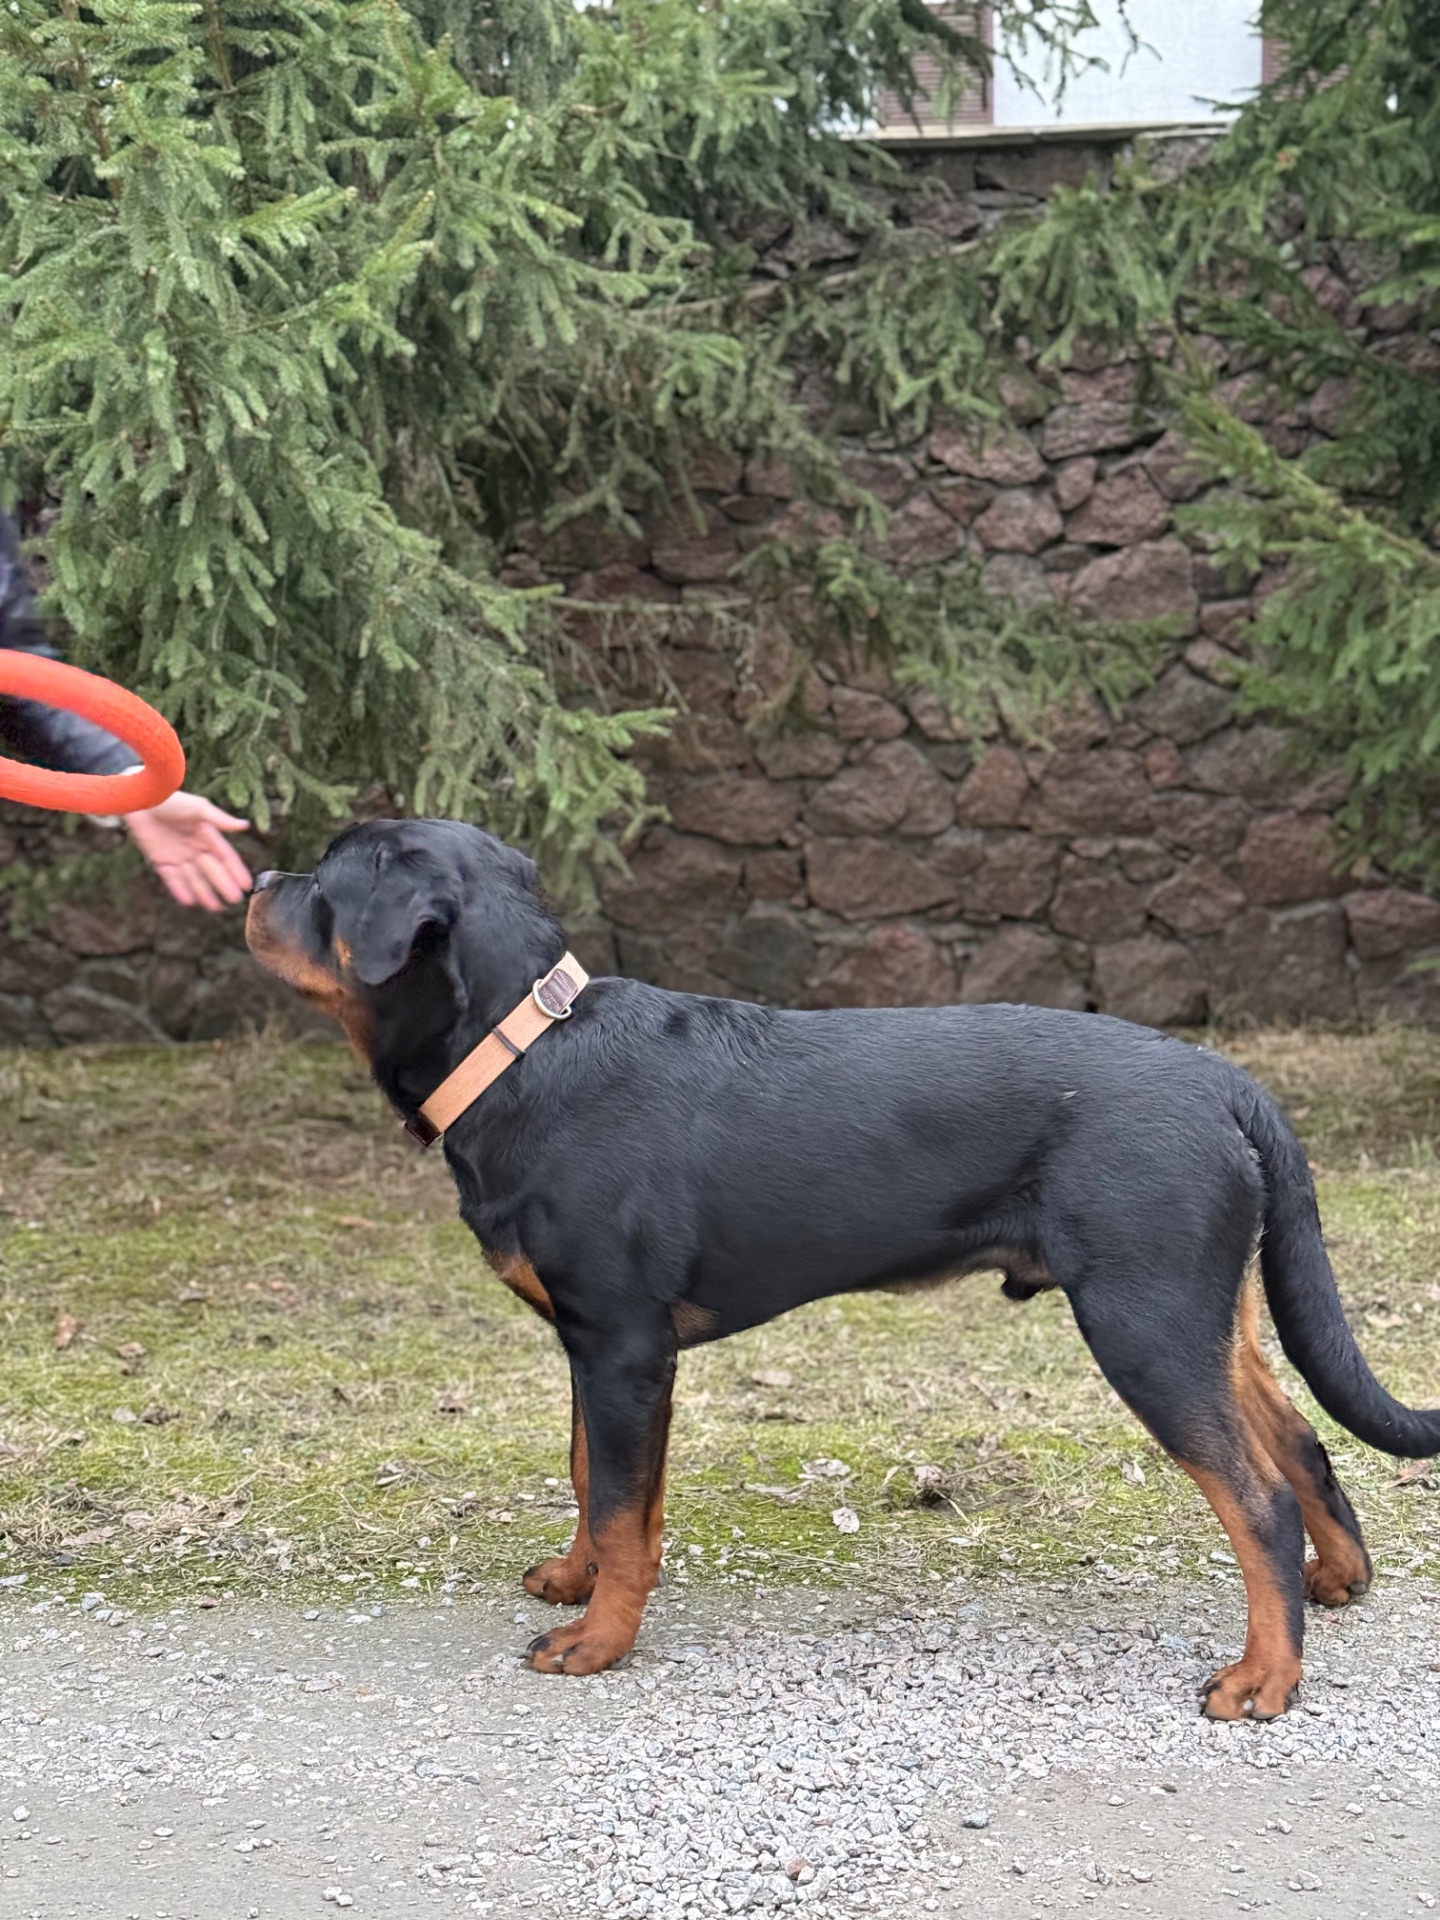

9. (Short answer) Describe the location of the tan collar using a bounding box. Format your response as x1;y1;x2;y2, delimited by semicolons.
403;952;589;1148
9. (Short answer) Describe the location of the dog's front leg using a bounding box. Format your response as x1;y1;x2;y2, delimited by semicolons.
523;1370;597;1607
524;1306;675;1676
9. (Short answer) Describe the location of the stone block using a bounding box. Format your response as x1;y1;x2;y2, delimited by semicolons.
1354;951;1440;1024
1065;468;1171;546
1131;665;1235;746
0;992;51;1048
1054;457;1097;511
712;905;816;1004
973;488;1064;554
601;834;744;931
1239;812;1345;908
1092;935;1207;1028
42;984;165;1046
1184;726;1300;805
954;835;1061;920
840;452;916;506
48;894;156;957
1148;790;1251;858
928;424;1046;486
0;933;77;996
1215;903;1355;1024
959;925;1087;1011
1022;749;1153;836
1040;400;1144;461
1142;429;1211;502
805;838;956;921
1344;888;1440;962
806;742;931;836
1146;858;1247;937
982;553;1054;611
829;688;909;741
670;774;800;846
953;745;1030;828
878;493;964;566
807;923;955;1009
754;731;846;780
744;850;805;902
1050;867;1147;943
1065;539;1198;631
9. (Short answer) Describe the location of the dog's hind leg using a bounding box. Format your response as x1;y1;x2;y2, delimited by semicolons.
525;1305;675;1676
523;1371;599;1607
1069;1268;1306;1721
1232;1280;1372;1608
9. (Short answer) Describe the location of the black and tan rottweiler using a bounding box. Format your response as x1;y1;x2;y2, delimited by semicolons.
247;818;1437;1719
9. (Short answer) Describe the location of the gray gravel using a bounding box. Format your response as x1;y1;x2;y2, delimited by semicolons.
1;1571;1438;1917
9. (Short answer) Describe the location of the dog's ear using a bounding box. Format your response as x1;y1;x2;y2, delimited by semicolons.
328;860;457;987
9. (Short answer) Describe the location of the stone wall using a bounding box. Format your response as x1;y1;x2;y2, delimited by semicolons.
4;130;1440;1044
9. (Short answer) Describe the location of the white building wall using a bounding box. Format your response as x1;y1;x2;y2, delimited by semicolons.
994;0;1264;128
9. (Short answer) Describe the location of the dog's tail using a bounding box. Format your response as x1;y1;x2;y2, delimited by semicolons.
1237;1079;1440;1458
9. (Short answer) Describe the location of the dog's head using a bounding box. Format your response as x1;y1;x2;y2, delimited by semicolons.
246;819;560;1077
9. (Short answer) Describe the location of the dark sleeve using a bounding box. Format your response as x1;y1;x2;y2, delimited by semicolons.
0;513;138;778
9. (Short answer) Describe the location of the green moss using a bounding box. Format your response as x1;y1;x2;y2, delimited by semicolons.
0;1029;1437;1609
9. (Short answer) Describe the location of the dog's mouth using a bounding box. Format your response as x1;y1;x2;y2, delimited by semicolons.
245;885;373;1054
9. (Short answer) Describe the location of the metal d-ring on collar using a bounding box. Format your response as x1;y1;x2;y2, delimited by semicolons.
403;952;590;1148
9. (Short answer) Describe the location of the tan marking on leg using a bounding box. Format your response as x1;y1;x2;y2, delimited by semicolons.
486;1252;554;1323
523;1386;598;1606
1186;1456;1303;1720
1232;1281;1372;1606
525;1384;673;1676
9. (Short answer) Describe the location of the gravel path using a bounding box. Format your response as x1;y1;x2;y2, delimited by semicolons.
1;1572;1438;1918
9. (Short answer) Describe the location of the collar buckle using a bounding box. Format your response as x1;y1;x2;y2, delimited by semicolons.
403;1110;441;1150
532;959;582;1020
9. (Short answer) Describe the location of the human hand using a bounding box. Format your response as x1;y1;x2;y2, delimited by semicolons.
125;790;253;911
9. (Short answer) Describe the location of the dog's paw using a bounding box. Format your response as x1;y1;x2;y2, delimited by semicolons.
1201;1658;1301;1721
1303;1555;1371;1609
523;1554;598;1607
524;1615;633;1676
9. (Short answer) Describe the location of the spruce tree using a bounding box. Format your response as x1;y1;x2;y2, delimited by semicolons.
0;2;1124;892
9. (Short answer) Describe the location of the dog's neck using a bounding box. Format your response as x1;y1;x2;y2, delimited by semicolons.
369;889;566;1122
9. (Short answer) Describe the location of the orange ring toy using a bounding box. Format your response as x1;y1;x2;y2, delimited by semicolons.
0;654;185;814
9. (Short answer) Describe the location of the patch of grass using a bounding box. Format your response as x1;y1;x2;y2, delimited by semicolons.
0;1026;1437;1609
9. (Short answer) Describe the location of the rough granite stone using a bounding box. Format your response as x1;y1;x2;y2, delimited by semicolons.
959;924;1087;1011
1049;867;1148;943
1022;749;1153;837
807;923;955;1009
954;835;1062;921
1092;936;1207;1028
960;744;1036;829
1344;888;1440;961
712;904;816;1004
973;488;1064;554
1239;812;1346;907
928;424;1046;486
805;838;956;921
1065;540;1198;631
1131;665;1235;746
829;688;909;741
670;774;800;846
601;834;744;931
1064;468;1171;546
1146;859;1248;937
1216;903;1356;1025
